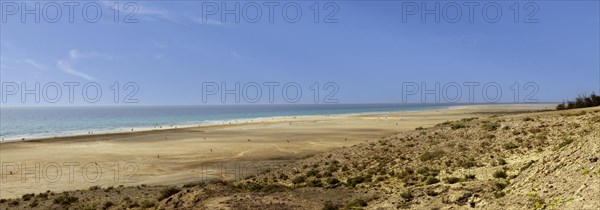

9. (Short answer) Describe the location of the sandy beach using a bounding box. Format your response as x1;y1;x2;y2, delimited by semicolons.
0;104;554;198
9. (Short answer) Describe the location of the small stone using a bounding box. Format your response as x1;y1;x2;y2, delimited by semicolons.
589;157;598;162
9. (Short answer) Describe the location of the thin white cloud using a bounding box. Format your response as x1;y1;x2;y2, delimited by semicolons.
24;59;46;70
69;49;113;60
57;49;112;81
0;56;17;71
69;50;80;59
57;60;95;81
0;58;43;72
192;17;225;26
191;17;237;28
101;2;230;26
99;1;177;23
137;5;179;23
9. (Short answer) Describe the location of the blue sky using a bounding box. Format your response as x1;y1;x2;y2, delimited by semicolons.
0;1;599;105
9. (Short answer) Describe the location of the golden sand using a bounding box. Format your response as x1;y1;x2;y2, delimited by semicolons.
0;104;553;198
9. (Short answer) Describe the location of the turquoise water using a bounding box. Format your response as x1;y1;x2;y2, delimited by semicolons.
0;104;452;141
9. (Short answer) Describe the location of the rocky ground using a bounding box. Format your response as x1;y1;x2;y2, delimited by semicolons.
1;107;599;210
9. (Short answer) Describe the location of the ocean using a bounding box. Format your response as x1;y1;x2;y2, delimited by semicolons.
0;104;452;141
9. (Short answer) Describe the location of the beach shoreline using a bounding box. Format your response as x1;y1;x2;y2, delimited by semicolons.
0;103;552;143
0;104;555;198
0;104;456;143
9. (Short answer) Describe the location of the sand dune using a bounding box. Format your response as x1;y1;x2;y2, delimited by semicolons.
0;104;553;199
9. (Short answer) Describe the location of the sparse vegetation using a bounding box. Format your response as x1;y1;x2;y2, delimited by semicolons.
326;177;340;187
103;201;114;209
520;160;536;171
556;93;600;110
237;182;289;193
29;200;39;208
8;200;19;207
426;189;440;196
494;191;506;198
400;190;413;201
493;180;509;191
482;121;501;131
592;116;600;123
498;158;507;165
21;193;34;201
53;194;78;206
346;175;372;188
419;149;445;161
322;201;340;210
416;167;440;177
464;174;476;180
523;117;535;122
457;158;479;169
445;177;461;184
451;123;467;130
140;199;156;208
582;169;592;175
158;187;180;200
346;198;368;208
292;175;307;184
425;176;440;185
461;117;478;122
493;170;508;179
503;142;519;150
307;179;324;187
557;138;574;149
